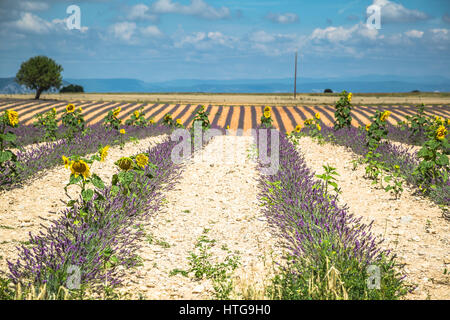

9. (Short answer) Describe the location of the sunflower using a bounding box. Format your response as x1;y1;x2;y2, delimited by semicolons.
62;155;71;169
447;119;450;126
286;131;290;136
316;124;321;131
263;110;271;118
99;145;110;162
113;107;121;118
264;106;271;113
135;153;149;168
134;110;140;118
120;129;126;134
348;92;352;102
149;119;155;124
164;114;172;120
315;113;321;120
436;125;447;140
295;124;302;133
52;107;57;113
117;157;133;171
366;124;371;131
70;160;90;179
5;110;19;126
380;111;391;122
176;119;182;125
226;125;230;130
66;104;75;113
79;107;83;112
304;119;312;125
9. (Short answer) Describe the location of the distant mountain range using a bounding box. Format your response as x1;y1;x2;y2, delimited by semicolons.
1;75;449;94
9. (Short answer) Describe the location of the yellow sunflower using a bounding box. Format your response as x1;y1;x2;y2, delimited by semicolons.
99;145;110;162
113;107;121;118
315;113;321;120
226;125;230;130
66;104;75;113
70;160;90;179
264;106;271;113
79;107;83;112
134;110;140;118
348;92;352;102
286;131;290;136
62;155;72;169
380;111;391;122
149;119;155;124
295;124;302;133
117;157;133;171
366;124;371;131
52;107;57;113
176;119;182;125
5;110;19;126
135;153;149;168
263;110;271;118
316;124;321;131
164;114;172;120
436;125;447;140
120;129;126;134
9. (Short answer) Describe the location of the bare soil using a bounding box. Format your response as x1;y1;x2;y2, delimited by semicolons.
0;135;167;276
295;136;450;300
116;135;283;299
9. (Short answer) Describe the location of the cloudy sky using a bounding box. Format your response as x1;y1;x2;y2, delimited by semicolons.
0;0;449;81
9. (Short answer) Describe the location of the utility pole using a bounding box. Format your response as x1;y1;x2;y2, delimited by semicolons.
294;51;298;99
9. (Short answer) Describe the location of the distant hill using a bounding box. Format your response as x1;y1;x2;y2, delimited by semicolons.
0;77;71;94
0;75;449;94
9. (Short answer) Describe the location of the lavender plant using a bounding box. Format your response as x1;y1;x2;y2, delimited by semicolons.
256;130;407;299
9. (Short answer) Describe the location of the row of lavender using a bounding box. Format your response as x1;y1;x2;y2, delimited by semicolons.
257;131;407;299
304;125;449;208
3;120;224;299
5;136;182;298
0;124;172;190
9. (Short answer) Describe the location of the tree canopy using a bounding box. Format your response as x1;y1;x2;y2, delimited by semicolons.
15;56;63;99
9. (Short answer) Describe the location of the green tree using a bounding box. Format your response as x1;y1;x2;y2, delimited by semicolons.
16;56;63;100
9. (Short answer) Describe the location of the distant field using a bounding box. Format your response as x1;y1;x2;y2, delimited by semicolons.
1;92;450;106
1;97;449;133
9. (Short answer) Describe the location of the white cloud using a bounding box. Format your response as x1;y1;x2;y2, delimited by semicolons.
174;31;237;49
266;12;298;24
111;22;136;41
140;25;163;37
151;0;230;20
250;30;276;43
430;28;449;42
127;4;158;21
371;0;429;23
311;25;357;42
310;23;379;43
404;29;424;38
10;12;53;34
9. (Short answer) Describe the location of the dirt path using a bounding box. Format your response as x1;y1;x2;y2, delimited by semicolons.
117;135;283;299
0;135;167;275
295;136;450;300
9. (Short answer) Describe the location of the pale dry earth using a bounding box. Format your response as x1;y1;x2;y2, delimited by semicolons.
0;135;167;276
117;135;284;299
3;93;450;106
295;136;450;300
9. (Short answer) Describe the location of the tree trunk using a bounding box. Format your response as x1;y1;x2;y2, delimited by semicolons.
34;88;43;100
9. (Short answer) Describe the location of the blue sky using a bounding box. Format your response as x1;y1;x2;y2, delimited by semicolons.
0;0;449;82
